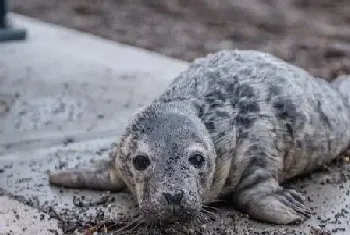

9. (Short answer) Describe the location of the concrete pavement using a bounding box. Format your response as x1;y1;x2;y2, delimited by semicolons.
0;13;188;234
1;13;350;235
0;196;63;235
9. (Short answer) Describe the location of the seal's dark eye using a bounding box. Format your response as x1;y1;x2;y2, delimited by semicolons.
133;154;151;171
189;153;205;168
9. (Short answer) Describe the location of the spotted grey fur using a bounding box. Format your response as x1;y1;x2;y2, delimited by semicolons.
49;50;350;225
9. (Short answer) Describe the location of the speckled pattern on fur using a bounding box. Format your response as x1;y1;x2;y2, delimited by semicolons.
49;50;350;225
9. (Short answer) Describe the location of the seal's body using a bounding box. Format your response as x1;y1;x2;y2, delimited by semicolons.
49;50;350;225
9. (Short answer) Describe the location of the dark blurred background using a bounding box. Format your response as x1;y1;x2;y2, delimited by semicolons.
10;0;350;80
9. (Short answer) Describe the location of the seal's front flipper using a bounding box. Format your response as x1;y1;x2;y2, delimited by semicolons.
233;175;310;224
49;160;126;192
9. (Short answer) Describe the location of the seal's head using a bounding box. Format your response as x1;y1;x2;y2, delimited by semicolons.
115;102;216;221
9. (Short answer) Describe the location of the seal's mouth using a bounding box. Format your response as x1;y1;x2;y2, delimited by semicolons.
168;206;199;221
135;206;218;229
139;205;200;223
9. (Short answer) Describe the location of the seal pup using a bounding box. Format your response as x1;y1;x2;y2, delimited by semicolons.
49;50;350;225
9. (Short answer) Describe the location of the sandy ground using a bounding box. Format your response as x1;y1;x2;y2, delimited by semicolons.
0;196;63;235
10;0;350;80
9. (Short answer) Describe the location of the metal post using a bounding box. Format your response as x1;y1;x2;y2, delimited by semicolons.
0;0;27;42
0;0;6;28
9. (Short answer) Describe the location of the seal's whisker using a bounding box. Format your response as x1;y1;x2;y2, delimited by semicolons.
116;214;143;233
148;221;154;232
145;221;152;232
127;219;144;233
103;212;140;232
104;221;117;231
201;208;217;220
203;199;225;204
201;215;209;223
195;216;203;224
148;221;157;233
144;221;150;230
202;204;222;212
197;212;210;223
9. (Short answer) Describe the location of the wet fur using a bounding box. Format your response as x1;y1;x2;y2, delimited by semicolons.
49;50;350;225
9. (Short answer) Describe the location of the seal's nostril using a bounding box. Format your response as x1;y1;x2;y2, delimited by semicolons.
163;190;184;205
